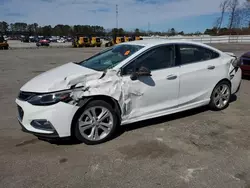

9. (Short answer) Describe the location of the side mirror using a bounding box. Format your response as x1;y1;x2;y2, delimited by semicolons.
130;66;151;80
130;72;138;80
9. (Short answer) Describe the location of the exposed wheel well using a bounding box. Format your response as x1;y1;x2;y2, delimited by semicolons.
216;78;231;88
70;95;122;137
210;78;232;98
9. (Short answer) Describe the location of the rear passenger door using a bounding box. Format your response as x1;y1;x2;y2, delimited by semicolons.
177;44;223;106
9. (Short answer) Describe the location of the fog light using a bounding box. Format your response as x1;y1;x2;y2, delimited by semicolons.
30;120;54;131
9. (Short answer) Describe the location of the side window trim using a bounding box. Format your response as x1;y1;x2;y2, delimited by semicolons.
121;44;177;76
175;44;181;66
176;43;221;66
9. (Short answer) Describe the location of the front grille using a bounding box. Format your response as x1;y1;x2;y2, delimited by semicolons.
17;105;24;121
18;91;35;101
243;59;250;66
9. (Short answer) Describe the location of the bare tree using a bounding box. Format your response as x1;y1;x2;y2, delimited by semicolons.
216;0;230;33
228;0;240;29
241;0;250;27
224;0;250;29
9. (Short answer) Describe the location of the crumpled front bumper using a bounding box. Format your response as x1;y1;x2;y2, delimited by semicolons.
15;98;79;138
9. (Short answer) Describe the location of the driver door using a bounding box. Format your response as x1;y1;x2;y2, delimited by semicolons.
120;44;180;122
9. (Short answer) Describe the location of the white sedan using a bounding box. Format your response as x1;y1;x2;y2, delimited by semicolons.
57;38;66;43
15;40;242;145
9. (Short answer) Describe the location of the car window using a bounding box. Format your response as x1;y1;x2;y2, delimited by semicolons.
78;44;144;71
122;45;175;75
179;44;220;65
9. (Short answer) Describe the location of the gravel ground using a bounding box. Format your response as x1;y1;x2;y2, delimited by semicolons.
0;44;250;188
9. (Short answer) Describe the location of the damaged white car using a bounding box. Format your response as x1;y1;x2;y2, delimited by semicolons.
16;40;242;144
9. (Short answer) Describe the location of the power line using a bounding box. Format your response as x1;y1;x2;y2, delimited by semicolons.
148;22;150;34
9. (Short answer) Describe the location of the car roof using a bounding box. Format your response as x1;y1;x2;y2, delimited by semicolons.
120;39;214;49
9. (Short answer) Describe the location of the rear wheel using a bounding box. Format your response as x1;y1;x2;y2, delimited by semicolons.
73;100;119;145
209;81;231;111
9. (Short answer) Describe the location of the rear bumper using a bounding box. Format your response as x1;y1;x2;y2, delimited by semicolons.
231;67;242;94
234;80;241;94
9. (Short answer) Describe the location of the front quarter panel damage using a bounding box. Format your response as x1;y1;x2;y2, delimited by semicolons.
61;69;143;121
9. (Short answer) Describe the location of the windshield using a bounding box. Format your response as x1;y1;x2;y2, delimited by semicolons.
78;44;144;71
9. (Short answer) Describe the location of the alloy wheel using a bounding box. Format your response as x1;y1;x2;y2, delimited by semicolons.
78;106;114;141
213;84;230;109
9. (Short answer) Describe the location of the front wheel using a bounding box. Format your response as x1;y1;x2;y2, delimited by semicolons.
209;81;231;111
73;100;119;145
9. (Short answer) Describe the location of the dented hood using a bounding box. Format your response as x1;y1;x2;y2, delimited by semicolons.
21;62;98;93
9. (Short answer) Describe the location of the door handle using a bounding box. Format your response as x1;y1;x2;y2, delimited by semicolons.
207;65;215;70
166;74;177;80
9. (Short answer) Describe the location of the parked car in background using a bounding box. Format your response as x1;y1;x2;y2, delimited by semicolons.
21;36;30;43
67;37;73;42
16;40;242;145
3;35;8;41
30;37;39;43
57;38;66;43
36;39;50;46
49;37;58;42
240;51;250;76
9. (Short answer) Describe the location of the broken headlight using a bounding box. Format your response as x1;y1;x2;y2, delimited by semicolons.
28;91;72;106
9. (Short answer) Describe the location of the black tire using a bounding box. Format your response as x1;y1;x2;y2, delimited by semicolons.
209;80;231;111
73;100;119;145
105;42;111;47
4;46;8;50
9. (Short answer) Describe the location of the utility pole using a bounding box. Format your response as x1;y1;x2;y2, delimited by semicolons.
116;4;118;29
148;22;150;35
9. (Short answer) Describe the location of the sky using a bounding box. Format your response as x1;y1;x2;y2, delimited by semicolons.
0;0;247;33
